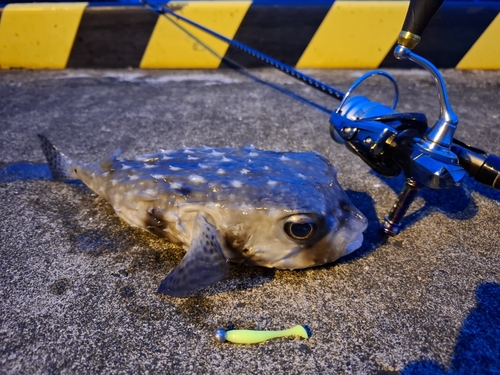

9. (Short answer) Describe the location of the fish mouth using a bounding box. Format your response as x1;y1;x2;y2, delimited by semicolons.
345;233;364;255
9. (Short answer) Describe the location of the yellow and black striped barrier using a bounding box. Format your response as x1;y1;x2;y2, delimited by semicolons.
0;1;499;70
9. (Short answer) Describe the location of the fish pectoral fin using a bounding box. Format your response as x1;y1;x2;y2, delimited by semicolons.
157;213;229;297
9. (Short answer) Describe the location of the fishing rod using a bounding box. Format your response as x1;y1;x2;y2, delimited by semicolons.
142;0;500;235
140;0;344;102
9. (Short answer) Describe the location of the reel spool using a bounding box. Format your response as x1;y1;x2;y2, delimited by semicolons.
330;70;428;178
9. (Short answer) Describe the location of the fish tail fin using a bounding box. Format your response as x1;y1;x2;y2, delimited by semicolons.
37;134;75;180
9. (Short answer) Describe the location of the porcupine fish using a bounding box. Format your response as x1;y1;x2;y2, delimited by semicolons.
38;135;368;297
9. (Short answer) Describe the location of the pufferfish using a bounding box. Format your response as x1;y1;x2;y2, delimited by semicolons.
38;135;367;297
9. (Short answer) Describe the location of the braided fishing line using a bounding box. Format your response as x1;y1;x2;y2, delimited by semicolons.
141;0;338;115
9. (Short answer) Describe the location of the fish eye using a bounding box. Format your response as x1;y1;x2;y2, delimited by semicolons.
284;215;316;241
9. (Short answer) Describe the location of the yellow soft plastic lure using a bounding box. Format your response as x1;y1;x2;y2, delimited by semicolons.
214;325;312;344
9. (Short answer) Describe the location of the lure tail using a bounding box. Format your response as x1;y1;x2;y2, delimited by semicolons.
37;134;75;180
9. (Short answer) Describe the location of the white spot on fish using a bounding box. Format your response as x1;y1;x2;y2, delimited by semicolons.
280;155;291;161
267;180;277;186
187;155;199;161
221;156;233;162
143;189;158;196
170;166;182;171
240;204;252;212
110;179;118;186
298;173;306;179
216;169;225;175
249;152;258;157
102;171;109;177
267;207;278;217
231;180;243;188
170;182;182;190
144;163;156;169
189;175;206;184
151;174;168;179
129;175;139;181
183;148;195;154
263;166;270;171
198;163;210;169
210;150;225;157
121;164;132;170
240;168;250;175
161;155;173;161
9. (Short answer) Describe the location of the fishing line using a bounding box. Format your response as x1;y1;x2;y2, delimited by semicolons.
141;0;335;115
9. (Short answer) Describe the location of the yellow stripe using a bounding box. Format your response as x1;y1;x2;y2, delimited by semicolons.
140;1;251;69
0;3;87;69
297;1;409;69
457;13;500;70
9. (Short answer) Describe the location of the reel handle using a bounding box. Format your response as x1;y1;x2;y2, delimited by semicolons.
398;0;444;49
452;142;500;190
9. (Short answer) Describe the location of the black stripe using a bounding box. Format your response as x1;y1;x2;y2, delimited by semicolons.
67;6;158;68
222;4;332;68
380;3;500;69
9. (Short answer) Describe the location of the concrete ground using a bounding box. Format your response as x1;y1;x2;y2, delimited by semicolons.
0;68;499;374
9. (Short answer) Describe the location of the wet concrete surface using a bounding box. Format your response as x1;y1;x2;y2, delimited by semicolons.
1;68;499;374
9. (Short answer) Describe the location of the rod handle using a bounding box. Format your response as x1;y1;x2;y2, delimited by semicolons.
398;0;444;49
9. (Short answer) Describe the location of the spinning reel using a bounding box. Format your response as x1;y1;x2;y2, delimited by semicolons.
330;0;500;235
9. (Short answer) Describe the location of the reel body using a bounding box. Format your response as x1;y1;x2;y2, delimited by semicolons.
330;50;499;235
330;70;428;179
